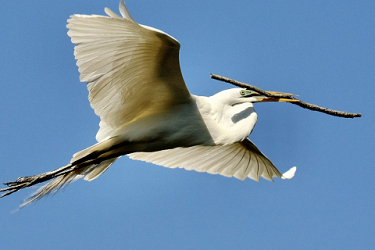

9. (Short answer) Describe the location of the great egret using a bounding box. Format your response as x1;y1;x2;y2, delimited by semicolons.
1;0;297;206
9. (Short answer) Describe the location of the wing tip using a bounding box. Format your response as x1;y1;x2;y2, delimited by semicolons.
104;7;121;18
281;166;297;179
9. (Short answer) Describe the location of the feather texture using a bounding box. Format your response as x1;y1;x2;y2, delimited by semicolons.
67;2;191;142
129;139;294;181
0;1;297;207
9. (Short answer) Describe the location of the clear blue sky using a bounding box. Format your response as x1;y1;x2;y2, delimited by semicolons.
1;1;373;249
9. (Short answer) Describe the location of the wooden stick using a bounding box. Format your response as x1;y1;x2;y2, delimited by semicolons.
211;74;362;118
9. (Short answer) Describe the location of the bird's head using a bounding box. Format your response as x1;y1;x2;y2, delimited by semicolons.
205;88;298;143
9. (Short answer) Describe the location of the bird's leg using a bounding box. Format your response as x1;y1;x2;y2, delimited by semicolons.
1;138;134;199
0;163;75;198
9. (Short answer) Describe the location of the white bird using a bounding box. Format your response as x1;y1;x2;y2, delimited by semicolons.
1;0;296;206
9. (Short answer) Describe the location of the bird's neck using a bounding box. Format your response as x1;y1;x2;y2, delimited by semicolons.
193;95;258;145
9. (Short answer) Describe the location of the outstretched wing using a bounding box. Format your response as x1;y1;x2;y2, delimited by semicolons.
128;139;296;181
67;0;191;141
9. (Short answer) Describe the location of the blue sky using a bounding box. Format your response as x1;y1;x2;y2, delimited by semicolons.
0;1;373;249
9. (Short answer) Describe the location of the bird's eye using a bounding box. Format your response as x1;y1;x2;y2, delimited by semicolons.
240;90;246;96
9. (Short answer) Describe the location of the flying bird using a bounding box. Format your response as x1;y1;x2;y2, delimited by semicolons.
1;0;297;206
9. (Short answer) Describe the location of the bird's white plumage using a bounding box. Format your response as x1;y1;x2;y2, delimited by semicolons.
192;91;258;145
83;157;118;181
1;1;297;206
130;139;287;181
67;1;191;142
65;0;296;182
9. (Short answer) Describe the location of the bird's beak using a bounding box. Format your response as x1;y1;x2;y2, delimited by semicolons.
250;91;261;96
253;97;299;103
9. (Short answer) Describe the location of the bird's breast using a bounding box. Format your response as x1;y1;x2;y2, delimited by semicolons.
114;101;215;151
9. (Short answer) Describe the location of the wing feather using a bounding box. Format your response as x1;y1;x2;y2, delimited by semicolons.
67;1;191;142
128;139;295;181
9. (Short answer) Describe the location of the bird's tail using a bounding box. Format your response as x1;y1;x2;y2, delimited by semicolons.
0;136;130;207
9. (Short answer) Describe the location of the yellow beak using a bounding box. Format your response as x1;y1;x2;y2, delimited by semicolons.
254;97;299;103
